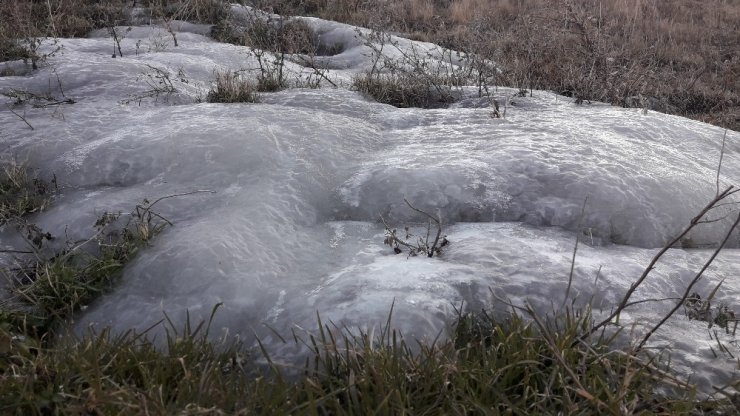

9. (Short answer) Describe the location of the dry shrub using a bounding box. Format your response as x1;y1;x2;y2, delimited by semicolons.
352;28;462;108
220;16;317;55
145;0;230;25
0;2;67;68
448;0;488;24
0;0;129;39
389;0;437;29
258;0;330;16
251;0;355;22
354;72;458;108
272;19;317;55
0;36;32;64
207;71;259;103
213;13;321;93
255;72;285;92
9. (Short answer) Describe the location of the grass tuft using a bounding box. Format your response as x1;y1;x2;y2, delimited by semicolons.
0;162;54;225
2;198;172;339
207;70;260;103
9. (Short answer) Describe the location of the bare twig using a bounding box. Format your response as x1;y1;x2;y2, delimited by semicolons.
0;249;35;254
32;98;76;108
716;129;727;198
638;212;740;349
577;186;737;344
697;208;740;224
59;226;108;262
379;214;417;252
707;201;740;210
563;197;588;307
6;105;34;130
54;71;66;98
293;55;338;87
136;189;216;222
45;0;57;37
622;297;684;309
403;198;442;258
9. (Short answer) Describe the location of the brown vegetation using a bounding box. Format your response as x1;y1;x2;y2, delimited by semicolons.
0;0;227;68
207;70;260;103
255;0;739;130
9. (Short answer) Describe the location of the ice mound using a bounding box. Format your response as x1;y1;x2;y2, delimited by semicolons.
73;222;740;389
339;95;739;248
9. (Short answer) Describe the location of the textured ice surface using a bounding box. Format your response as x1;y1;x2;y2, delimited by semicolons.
1;9;739;391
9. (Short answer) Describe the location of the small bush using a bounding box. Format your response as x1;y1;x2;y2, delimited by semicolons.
207;71;259;103
147;0;231;25
120;65;188;105
253;18;316;55
217;16;317;55
381;198;448;257
354;73;457;108
353;29;462;109
214;14;320;93
0;38;32;64
213;15;320;93
255;72;284;92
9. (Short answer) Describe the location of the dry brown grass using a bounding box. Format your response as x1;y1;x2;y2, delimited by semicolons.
260;0;739;130
448;0;488;24
0;0;227;68
0;0;129;39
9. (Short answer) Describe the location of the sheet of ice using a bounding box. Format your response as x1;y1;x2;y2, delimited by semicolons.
1;10;739;391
